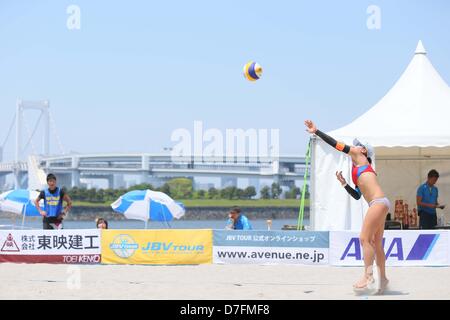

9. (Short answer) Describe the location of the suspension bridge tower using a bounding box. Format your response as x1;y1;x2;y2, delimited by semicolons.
15;100;50;161
14;100;51;189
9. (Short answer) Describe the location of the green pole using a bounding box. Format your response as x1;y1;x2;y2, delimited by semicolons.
297;139;312;231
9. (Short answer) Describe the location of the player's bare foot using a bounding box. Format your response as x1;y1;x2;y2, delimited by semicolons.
353;274;375;294
353;274;374;289
376;278;389;295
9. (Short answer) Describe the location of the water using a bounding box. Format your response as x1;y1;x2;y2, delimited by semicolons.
0;218;308;231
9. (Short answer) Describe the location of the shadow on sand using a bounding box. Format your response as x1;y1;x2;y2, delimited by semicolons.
381;290;410;296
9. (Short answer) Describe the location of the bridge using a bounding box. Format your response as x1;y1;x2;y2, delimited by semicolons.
0;153;307;191
0;101;308;192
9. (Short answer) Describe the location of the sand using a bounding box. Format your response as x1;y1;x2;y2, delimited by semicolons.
1;263;449;300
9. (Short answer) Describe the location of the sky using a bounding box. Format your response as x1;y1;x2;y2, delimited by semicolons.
1;0;449;161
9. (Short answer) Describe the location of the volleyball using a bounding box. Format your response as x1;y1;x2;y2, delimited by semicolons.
243;61;263;81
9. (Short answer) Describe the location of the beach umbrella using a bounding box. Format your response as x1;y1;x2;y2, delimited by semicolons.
0;189;43;227
111;190;185;228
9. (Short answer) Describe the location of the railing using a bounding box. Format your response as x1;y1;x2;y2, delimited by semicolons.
0;224;37;230
1;155;307;175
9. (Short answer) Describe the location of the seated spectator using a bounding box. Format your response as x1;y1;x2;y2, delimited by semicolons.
96;218;109;229
226;206;252;230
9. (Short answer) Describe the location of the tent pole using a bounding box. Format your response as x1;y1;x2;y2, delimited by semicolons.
297;139;312;231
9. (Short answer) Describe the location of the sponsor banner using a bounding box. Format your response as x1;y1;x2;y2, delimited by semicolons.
101;229;213;265
213;231;329;265
0;229;101;264
330;230;450;266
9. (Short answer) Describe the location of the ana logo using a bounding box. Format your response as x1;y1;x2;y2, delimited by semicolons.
1;233;20;252
341;234;440;261
109;234;139;258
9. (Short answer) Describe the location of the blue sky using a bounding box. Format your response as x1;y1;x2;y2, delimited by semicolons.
1;0;449;160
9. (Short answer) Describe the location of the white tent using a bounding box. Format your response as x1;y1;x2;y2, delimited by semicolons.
310;41;450;231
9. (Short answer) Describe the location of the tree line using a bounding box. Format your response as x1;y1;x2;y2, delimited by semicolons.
67;178;309;203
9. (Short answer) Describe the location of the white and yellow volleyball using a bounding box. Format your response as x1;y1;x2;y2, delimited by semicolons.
243;61;263;81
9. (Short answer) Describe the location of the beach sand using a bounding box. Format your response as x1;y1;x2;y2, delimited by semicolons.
1;263;449;300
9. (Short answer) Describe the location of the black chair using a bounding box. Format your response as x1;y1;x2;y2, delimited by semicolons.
385;220;402;230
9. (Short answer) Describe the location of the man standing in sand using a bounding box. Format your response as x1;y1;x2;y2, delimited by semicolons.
35;173;72;230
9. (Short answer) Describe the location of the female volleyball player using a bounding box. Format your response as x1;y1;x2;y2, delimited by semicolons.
304;120;389;294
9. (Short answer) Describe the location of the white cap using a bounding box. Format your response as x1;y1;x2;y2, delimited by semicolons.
353;138;375;159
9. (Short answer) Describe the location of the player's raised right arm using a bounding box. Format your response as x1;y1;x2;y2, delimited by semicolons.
304;120;353;155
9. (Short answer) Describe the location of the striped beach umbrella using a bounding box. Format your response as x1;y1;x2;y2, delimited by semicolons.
0;189;43;217
111;190;185;224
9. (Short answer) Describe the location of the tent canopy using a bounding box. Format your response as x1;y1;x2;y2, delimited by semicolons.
329;40;450;151
311;41;450;231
